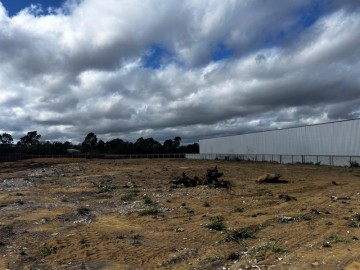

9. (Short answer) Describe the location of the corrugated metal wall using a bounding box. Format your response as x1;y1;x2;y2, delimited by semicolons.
200;119;360;156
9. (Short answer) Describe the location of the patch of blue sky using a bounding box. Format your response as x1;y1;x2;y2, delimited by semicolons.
142;45;173;69
1;0;64;16
211;43;234;62
296;0;324;29
261;1;325;50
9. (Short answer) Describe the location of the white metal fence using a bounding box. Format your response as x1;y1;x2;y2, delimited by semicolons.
185;153;360;167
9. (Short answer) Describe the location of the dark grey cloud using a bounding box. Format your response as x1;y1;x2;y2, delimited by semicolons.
0;0;360;144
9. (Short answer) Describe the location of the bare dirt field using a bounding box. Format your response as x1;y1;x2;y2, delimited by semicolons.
0;158;359;270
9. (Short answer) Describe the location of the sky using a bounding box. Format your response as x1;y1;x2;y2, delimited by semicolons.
0;0;360;144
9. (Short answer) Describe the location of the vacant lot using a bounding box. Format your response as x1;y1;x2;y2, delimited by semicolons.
0;158;359;270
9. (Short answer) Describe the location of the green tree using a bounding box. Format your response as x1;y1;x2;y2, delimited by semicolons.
82;132;98;152
19;131;41;146
173;136;181;148
0;133;13;144
163;139;173;153
134;137;162;153
97;139;105;152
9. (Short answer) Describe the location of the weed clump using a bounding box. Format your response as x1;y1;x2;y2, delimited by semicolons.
225;228;255;243
257;188;273;197
205;216;226;231
203;201;210;207
272;244;287;253
121;190;139;201
138;207;158;216
328;235;350;244
348;214;360;228
98;179;116;193
143;195;156;205
297;214;313;221
41;245;57;257
234;207;244;213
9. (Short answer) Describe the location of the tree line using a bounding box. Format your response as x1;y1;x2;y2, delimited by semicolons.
0;131;199;155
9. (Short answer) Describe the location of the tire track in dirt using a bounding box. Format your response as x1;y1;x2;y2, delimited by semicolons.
0;257;8;270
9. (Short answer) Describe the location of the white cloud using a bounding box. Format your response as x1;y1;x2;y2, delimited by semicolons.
0;0;360;143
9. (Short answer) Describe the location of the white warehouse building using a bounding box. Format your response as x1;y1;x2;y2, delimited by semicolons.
196;118;360;166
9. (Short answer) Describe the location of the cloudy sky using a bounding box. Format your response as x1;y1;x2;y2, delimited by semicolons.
0;0;360;144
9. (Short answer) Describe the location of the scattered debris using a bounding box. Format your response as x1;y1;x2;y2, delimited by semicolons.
169;166;231;189
205;166;231;188
276;216;295;223
279;193;297;201
310;208;321;215
256;173;288;184
169;172;197;187
311;261;320;267
331;196;351;201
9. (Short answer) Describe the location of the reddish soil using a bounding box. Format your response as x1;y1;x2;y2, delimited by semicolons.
0;158;359;270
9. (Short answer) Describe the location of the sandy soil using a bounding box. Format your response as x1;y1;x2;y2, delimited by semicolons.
0;158;359;270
